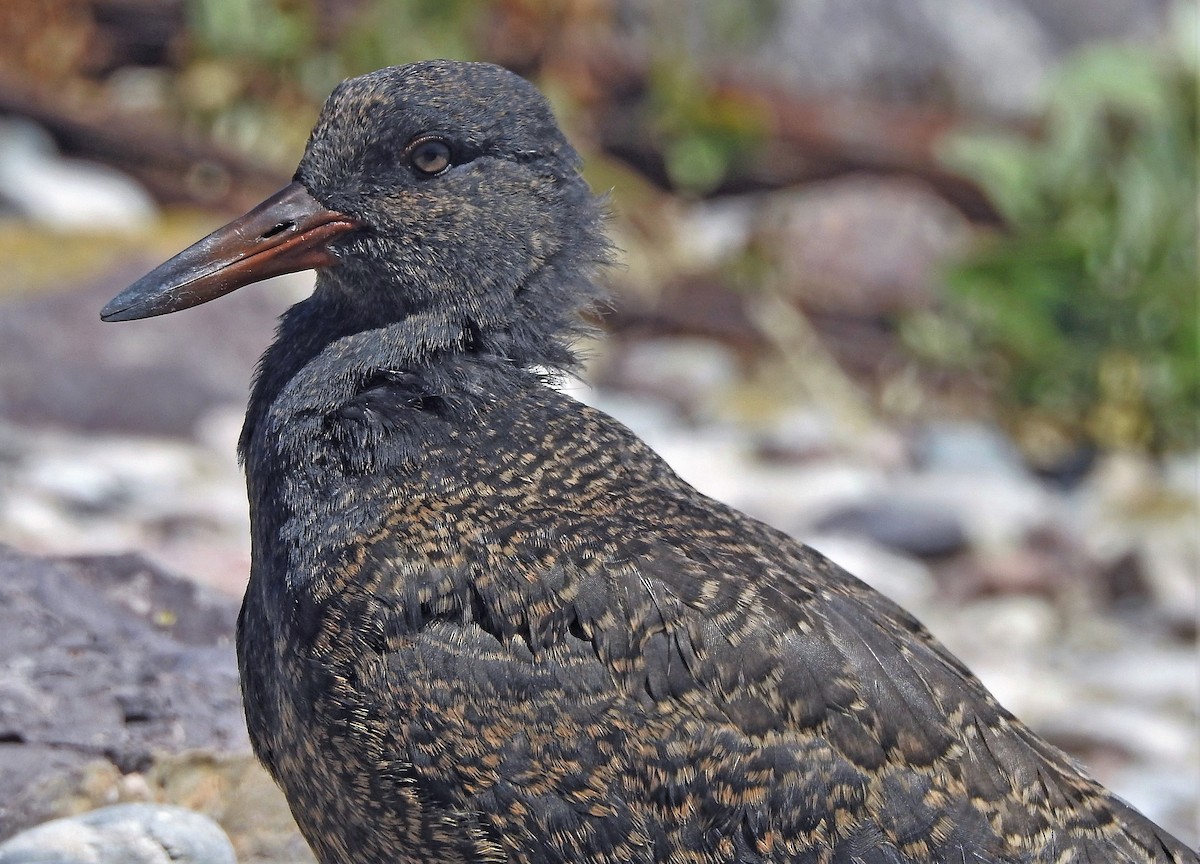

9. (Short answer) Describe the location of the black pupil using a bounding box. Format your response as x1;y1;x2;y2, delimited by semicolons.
412;140;451;174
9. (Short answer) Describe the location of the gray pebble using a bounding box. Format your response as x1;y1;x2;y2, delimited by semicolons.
0;804;236;864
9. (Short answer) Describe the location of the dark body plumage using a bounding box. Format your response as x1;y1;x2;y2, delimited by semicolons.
106;62;1197;863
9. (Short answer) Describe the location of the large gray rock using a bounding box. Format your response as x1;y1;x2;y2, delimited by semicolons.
0;546;314;862
755;176;971;318
0;546;243;837
0;272;301;438
619;0;1170;116
749;0;1053;116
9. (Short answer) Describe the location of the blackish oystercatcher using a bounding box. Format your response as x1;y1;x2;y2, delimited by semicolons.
102;61;1197;864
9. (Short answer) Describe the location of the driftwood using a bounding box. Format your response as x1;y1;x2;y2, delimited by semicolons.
593;74;1003;224
0;10;1002;223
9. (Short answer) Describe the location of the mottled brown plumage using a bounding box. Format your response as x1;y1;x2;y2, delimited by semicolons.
103;61;1197;864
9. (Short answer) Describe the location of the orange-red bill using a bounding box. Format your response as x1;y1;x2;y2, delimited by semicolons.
101;182;360;322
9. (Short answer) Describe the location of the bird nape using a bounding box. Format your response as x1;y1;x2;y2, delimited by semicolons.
102;61;1196;864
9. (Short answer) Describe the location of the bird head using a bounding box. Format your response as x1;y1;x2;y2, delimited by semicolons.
101;60;610;373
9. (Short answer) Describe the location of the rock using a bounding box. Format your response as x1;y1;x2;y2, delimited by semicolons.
844;468;1055;556
0;546;243;836
752;407;844;463
913;420;1030;477
0;421;250;596
934;594;1065;706
613;0;1166;119
0;545;311;861
754;406;909;472
734;459;888;535
144;753;315;864
671;197;758;272
1022;0;1172;48
903;424;1058;552
816;497;968;558
736;0;1054;117
0;804;235;864
0;118;155;232
1162;450;1200;500
599;337;741;416
1074;451;1200;628
756;175;972;318
951;530;1090;599
0;269;303;437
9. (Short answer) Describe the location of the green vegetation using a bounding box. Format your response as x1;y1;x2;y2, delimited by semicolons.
182;0;478;166
639;2;777;195
910;31;1198;456
646;60;767;195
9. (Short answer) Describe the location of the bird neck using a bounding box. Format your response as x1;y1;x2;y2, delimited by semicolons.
238;236;607;463
238;284;363;462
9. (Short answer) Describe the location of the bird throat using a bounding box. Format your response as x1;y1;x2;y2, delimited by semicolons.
238;283;365;463
237;245;603;467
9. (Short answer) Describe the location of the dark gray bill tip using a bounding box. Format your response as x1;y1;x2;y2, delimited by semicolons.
100;278;174;322
100;182;359;323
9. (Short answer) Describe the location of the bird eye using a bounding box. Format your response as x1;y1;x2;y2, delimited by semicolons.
406;137;453;176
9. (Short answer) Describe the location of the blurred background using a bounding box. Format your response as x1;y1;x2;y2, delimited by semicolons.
0;0;1196;859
